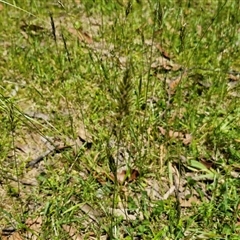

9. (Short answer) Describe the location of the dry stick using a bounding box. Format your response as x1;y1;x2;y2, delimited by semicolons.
1;227;16;236
5;175;36;186
61;31;71;63
26;145;71;168
173;174;181;221
49;13;57;43
26;149;54;168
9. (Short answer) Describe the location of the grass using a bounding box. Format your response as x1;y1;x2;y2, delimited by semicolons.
1;0;240;239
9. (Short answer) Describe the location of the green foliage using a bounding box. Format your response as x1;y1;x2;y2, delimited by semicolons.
1;0;240;239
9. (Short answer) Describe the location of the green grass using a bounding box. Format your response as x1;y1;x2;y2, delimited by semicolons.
1;0;240;239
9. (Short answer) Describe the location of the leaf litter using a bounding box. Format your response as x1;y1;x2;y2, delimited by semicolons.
0;63;219;240
2;2;240;238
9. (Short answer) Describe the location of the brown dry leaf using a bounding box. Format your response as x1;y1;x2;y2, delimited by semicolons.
20;23;45;33
77;122;93;145
197;25;202;36
116;169;140;184
66;136;84;156
80;203;102;222
1;231;23;240
145;178;163;200
159;127;192;145
155;44;171;60
180;195;200;207
167;71;187;94
86;235;108;240
128;169;140;182
168;75;182;94
99;235;108;240
169;130;183;138
159;126;166;135
62;225;83;240
151;56;182;72
0;3;3;11
20;23;46;39
200;159;214;169
94;171;110;186
68;28;93;44
25;216;42;240
228;91;240;97
116;170;126;184
228;73;240;81
21;168;40;186
182;133;192;145
2;220;48;240
230;171;240;178
163;186;175;200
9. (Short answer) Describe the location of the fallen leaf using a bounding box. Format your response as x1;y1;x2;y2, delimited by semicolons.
62;225;83;240
128;169;140;182
228;73;240;81
155;44;171;60
116;169;140;184
109;208;137;221
169;129;183;138
1;227;21;240
159;127;166;135
80;203;102;222
168;75;182;94
159;127;192;145
77;122;93;147
180;195;200;207
20;22;46;38
116;170;126;184
182;133;192;145
163;186;175;200
167;71;187;94
68;28;93;44
1;219;42;240
2;232;23;240
99;235;108;240
230;171;240;178
151;56;182;72
197;25;202;36
21;168;40;186
25;216;42;239
199;159;214;169
24;110;51;121
228;91;240;97
145;178;163;200
20;23;45;32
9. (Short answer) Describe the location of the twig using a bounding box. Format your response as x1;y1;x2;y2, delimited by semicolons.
173;174;181;220
26;146;71;168
5;175;36;186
